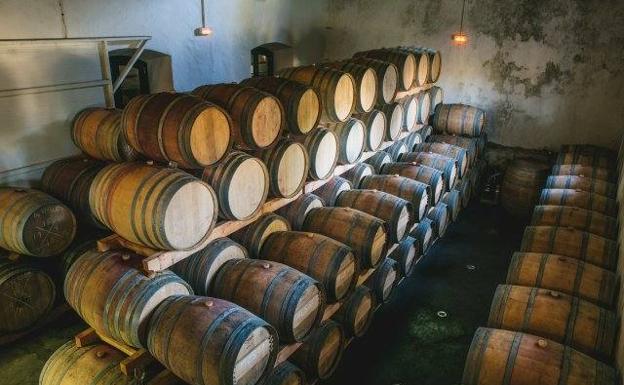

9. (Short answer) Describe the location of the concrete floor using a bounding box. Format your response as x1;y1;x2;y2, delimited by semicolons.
0;202;523;385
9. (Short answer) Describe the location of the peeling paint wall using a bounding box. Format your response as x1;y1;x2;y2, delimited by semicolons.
321;0;624;150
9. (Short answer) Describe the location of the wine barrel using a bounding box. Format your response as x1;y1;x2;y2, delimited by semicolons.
413;142;468;176
322;61;378;113
398;95;418;131
560;145;616;160
442;190;462;221
428;86;443;113
64;249;192;347
420;124;433;141
72;107;138;162
410;218;434;254
336;189;412;244
539;189;617;217
389;236;419;277
398;47;429;87
122;92;233;168
462;327;616;385
426;49;442;83
532;205;618;239
488;284;616;360
427;203;450;237
212;258;324;342
261;231;358;303
294;128;339;180
353;49;416;91
402;131;423;151
170;238;247;295
192;83;283;149
381;162;445;205
365;257;399;303
557;148;613;169
240;76;321;135
91;163;217;250
428;134;478;164
277;193;324;231
251;139;309;198
333;286;376;338
552;164;614;182
266;362;306;385
303;207;387;269
433;103;486;137
353;109;386;151
201;151;268;221
147;295;278;385
40;341;132;385
278;66;356;123
360;174;430;221
0;188;76;257
416;91;431;124
506;252;618;308
231;213;291;259
520;226;618;270
545;176;617;198
500;158;550;218
59;239;97;277
291;320;345;380
330;118;366;164
400;152;458;189
380;102;404;141
314;176;352;206
342;163;374;188
41;157;105;228
384;141;409;161
364;151;392;173
456;177;473;208
348;57;398;105
0;259;55;333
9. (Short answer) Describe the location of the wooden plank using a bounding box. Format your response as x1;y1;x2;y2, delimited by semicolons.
395;83;434;99
74;328;99;348
95;331;137;356
120;348;155;376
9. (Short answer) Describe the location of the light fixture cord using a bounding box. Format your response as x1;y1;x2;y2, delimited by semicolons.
200;0;206;28
459;0;467;34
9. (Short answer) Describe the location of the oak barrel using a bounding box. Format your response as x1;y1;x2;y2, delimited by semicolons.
416;91;431;124
333;285;376;338
266;362;306;385
171;238;248;295
231;213;291;259
506;252;618;308
545;175;617;198
201;151;268;221
0;188;76;257
336;189;412;244
380;102;404;141
428;134;478;164
0;258;55;333
433;103;485;137
330;118;366;164
552;164;614;182
277;193;324;231
462;327;616;385
64;249;192;347
342;163;374;188
425;49;442;83
398;47;429;87
193;83;283;149
353;109;386;151
322;61;377;113
500;158;550;218
531;205;618;239
364;151;392;173
410;218;434;254
360;174;430;221
251;139;309;198
40;341;132;385
413;142;468;176
278;66;356;123
560;145;616;160
261;231;358;303
212;258;324;342
389;236;419;277
400;152;458;189
402;131;423;151
456;177;473;208
427;203;450;237
290;320;345;380
72;107;138;162
91;163;217;250
353;49;416;91
122;92;233;168
147;295;278;385
303;207;387;269
520;226;618;270
348;57;398;105
366;257;399;303
41;157;105;228
240;76;320;135
398;95;418;131
381;162;446;205
557;147;613;169
294;128;339;180
420;124;433;141
314;176;352;206
488;284;616;360
428;86;443;113
442;190;462;221
539;189;617;217
384;141;409;162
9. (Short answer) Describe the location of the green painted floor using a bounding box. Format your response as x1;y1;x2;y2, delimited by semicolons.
0;202;523;385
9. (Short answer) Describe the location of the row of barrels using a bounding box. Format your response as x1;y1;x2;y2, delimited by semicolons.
462;144;620;385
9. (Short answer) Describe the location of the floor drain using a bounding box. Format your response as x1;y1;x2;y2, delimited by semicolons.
466;264;476;271
436;310;448;318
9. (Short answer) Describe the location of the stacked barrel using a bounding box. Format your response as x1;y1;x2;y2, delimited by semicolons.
462;144;619;385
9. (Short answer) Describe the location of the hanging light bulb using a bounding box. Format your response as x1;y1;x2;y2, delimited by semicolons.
451;0;468;45
195;0;213;36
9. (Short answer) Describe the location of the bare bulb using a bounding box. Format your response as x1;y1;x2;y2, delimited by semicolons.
194;27;213;36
